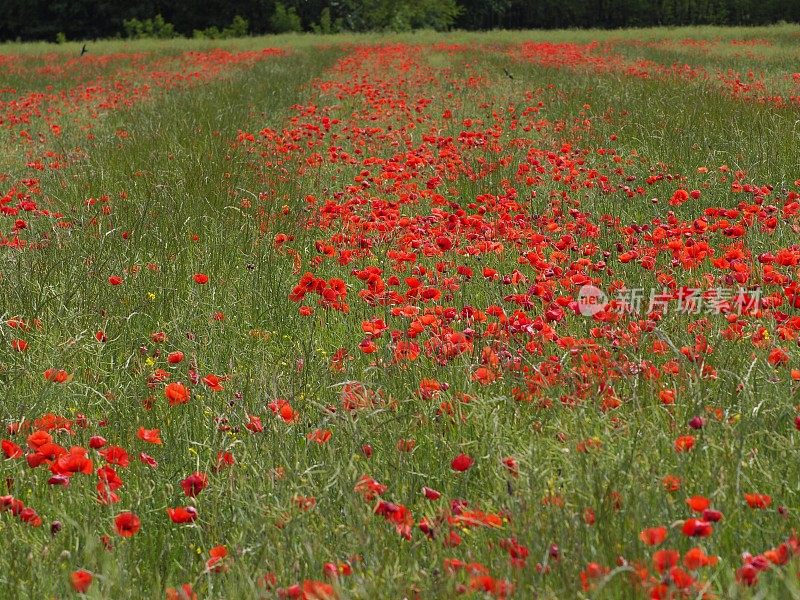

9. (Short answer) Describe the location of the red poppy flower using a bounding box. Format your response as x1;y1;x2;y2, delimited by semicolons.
43;369;70;383
579;562;607;591
269;399;298;423
137;428;162;444
395;439;415;452
19;506;42;526
744;493;772;509
472;366;498;385
686;496;710;512
653;549;680;573
166;584;197;600
662;474;682;492
682;518;713;537
768;347;789;366
451;453;474;472
323;561;352;579
422;486;441;500
193;273;209;284
70;569;93;593
736;563;759;586
683;547;718;569
669;566;694;589
639;526;667;546
100;446;130;467
674;435;695;452
2;440;23;459
215;451;235;470
27;430;52;450
206;545;228;572
294;495;317;511
139;452;158;468
358;338;377;353
89;436;107;449
167;506;198;524
245;415;264;432
201;374;224;392
658;389;675;405
165;382;190;406
307;428;332;444
114;511;141;537
303;579;337;599
51;446;93;475
150;369;171;383
501;456;519;477
97;465;123;491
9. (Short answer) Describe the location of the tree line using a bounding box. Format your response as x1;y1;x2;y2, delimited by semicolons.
1;0;798;42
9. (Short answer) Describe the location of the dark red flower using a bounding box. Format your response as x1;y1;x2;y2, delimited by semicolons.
180;472;208;497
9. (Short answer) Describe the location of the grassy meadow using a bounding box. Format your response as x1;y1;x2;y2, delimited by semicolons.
2;25;800;598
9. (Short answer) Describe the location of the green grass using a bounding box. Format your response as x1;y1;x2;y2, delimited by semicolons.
1;26;800;599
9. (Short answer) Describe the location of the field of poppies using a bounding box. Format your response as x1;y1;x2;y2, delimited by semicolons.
2;25;800;599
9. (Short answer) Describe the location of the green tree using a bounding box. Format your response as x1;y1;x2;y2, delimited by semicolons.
271;2;302;32
1;0;799;41
311;7;343;34
339;0;460;31
123;14;177;39
455;0;512;29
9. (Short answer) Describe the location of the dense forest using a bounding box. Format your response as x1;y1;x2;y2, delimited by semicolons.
1;0;799;42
